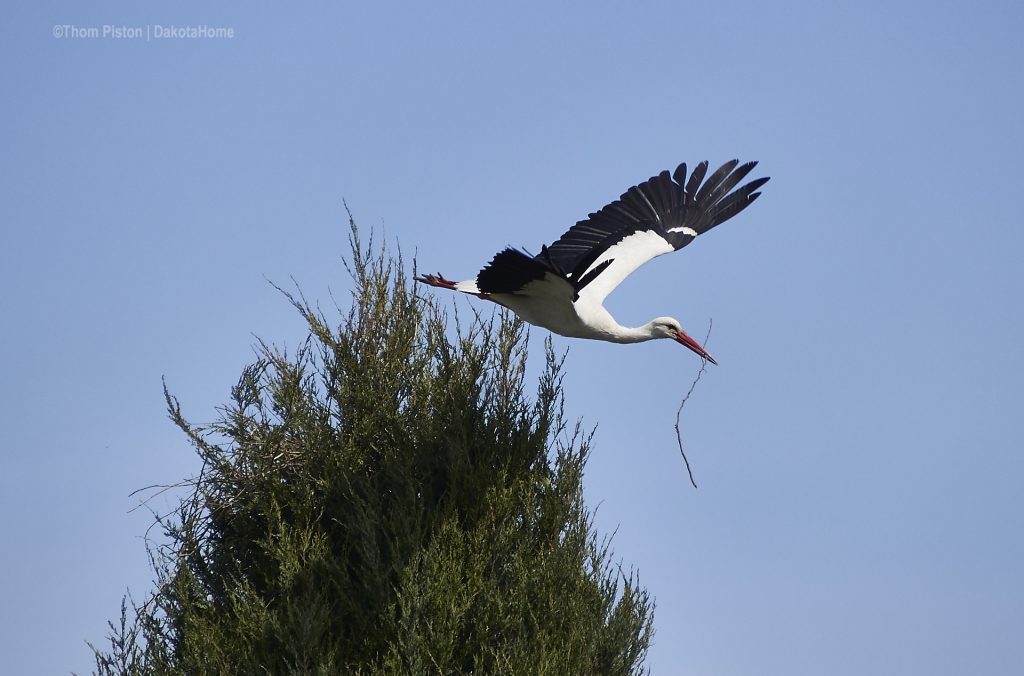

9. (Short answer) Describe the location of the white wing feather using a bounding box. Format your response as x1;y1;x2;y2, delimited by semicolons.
574;230;675;304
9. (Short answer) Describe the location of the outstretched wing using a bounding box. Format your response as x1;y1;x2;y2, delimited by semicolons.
538;160;769;304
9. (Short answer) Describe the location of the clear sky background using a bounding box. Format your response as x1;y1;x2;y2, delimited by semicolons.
2;2;1022;674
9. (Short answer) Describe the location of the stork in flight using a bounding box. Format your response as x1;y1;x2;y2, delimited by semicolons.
415;160;769;364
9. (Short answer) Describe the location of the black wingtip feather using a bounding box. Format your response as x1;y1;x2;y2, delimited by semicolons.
685;161;709;198
701;163;755;211
694;159;740;206
672;162;688;185
741;176;771;195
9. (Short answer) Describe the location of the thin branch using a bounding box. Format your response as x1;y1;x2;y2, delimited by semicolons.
675;319;713;489
128;480;195;514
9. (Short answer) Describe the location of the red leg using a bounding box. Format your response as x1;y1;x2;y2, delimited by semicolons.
415;273;494;302
414;272;458;290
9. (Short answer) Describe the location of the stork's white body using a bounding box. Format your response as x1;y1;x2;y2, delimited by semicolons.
417;160;769;363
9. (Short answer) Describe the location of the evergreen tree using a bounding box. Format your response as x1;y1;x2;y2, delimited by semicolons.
91;223;653;675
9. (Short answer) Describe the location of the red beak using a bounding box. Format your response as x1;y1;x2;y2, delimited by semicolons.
674;329;717;365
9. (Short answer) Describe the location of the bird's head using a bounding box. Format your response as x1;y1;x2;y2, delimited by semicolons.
650;317;717;365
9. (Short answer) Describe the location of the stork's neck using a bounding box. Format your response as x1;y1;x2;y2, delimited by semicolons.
574;304;661;343
605;321;663;344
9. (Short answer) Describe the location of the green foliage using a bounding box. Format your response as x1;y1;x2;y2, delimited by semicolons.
91;222;653;675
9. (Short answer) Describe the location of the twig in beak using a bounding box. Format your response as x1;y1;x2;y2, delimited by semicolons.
675;318;713;489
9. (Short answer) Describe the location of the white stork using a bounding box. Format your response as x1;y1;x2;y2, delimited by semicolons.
416;160;769;364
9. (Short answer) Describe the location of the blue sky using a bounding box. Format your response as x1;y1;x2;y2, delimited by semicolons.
2;2;1022;674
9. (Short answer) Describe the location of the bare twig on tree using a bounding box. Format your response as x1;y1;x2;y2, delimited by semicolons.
675;319;713;489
